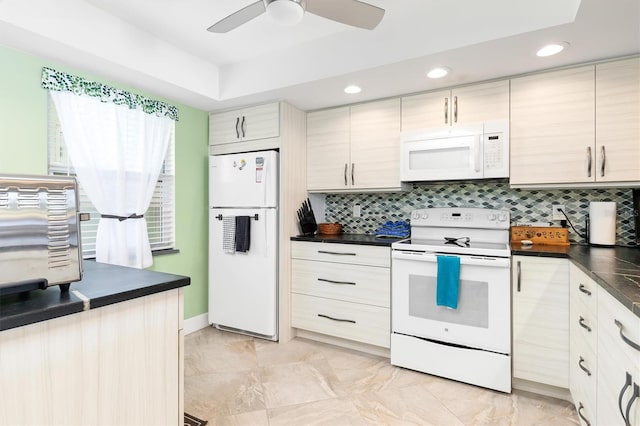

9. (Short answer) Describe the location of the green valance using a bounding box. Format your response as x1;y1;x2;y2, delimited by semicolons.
41;67;179;121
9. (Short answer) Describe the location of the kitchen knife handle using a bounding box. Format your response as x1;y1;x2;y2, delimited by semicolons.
344;163;348;186
444;97;449;124
235;116;240;139
351;163;355;186
516;260;521;292
600;145;606;177
453;95;458;123
586;146;592;177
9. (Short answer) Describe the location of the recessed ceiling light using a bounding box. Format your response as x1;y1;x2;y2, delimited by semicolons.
344;85;362;94
427;67;450;79
536;42;570;57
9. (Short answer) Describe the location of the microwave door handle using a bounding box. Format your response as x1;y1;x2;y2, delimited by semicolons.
474;138;481;173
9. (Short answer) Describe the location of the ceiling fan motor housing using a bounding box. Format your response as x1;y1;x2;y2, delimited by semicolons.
265;0;306;26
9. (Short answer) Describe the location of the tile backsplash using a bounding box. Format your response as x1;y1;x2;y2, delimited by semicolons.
324;180;638;246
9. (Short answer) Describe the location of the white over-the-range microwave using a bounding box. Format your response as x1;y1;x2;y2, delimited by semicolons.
400;121;509;182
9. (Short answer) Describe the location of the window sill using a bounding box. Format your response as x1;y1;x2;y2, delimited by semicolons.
82;248;180;261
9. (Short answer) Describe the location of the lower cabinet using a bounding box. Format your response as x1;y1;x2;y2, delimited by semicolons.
569;263;640;426
512;256;569;388
597;285;640;426
569;264;598;426
0;289;183;425
291;241;390;349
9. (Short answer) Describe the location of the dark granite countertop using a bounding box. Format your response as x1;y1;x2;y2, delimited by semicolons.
0;260;190;331
512;243;640;318
291;233;406;247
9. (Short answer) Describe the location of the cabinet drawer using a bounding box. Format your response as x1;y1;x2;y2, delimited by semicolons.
291;241;390;267
598;286;640;367
570;301;598;355
570;264;598;315
291;293;390;348
291;259;390;307
569;342;597;412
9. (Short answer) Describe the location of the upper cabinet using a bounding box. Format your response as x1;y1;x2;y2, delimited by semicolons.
595;57;640;182
307;98;404;192
510;57;640;186
401;80;509;132
209;103;280;146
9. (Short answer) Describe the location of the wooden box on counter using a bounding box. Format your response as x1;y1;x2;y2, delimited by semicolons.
511;226;570;245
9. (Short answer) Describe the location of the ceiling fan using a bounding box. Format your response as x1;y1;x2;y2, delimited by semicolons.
207;0;385;33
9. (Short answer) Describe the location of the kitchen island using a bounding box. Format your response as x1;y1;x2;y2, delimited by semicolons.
0;260;190;425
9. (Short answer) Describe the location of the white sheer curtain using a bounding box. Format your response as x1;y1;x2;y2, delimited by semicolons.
50;90;172;268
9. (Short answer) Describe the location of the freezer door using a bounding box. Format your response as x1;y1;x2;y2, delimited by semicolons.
208;207;277;338
210;151;278;208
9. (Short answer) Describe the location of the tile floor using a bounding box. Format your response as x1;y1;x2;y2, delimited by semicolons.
184;327;580;425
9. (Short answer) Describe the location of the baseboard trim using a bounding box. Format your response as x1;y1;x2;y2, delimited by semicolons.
184;313;209;335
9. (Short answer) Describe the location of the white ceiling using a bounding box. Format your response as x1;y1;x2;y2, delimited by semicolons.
0;0;638;112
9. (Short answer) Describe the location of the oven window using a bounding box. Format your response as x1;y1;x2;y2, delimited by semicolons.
408;275;489;328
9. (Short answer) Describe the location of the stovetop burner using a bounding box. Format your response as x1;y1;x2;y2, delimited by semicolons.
392;207;511;257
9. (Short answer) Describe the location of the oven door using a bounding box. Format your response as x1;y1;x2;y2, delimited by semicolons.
391;250;511;354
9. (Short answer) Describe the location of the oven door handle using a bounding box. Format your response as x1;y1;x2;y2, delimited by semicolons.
392;251;510;268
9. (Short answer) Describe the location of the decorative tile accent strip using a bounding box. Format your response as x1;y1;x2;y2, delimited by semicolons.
325;180;637;246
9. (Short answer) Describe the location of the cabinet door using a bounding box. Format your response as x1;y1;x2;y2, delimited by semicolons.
350;98;401;190
597;286;640;426
306;107;351;191
451;80;510;125
240;103;280;142
510;66;595;185
209;109;241;145
401;90;450;131
512;256;569;388
596;57;640;182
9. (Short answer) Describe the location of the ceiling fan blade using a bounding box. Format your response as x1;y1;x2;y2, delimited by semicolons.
207;1;266;33
305;0;385;30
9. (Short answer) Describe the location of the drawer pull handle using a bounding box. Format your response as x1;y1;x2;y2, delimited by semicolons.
578;356;592;376
579;316;592;332
577;402;591;426
317;314;356;324
625;383;639;426
578;283;592;296
317;278;356;286
317;250;356;256
619;372;633;425
615;319;640;352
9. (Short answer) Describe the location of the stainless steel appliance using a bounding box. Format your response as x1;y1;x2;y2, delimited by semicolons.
208;150;279;341
0;175;83;295
400;121;509;182
391;207;512;392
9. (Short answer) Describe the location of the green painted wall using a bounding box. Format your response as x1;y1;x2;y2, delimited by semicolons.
0;44;209;320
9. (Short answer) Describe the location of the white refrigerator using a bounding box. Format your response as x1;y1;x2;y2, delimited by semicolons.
208;150;278;340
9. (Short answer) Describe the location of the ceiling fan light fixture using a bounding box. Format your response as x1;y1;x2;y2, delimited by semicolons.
536;42;570;57
344;85;362;94
427;67;450;79
266;0;305;26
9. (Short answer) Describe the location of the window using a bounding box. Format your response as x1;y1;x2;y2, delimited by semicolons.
47;94;175;259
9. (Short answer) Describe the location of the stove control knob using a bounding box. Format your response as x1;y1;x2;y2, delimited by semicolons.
412;212;421;220
421;213;429;219
498;214;507;221
488;213;497;221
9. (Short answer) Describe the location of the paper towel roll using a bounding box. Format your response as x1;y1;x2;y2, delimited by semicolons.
589;202;616;246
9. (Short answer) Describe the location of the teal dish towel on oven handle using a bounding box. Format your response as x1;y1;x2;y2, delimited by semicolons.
436;255;460;309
